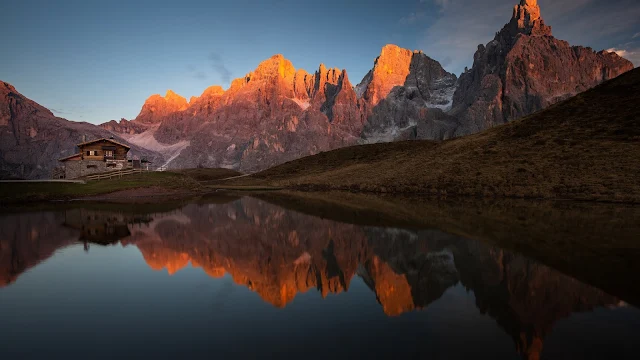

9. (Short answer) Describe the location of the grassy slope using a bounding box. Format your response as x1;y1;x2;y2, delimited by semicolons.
171;168;242;181
0;171;202;203
228;68;640;202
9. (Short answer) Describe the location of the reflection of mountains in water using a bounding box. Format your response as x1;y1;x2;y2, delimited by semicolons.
0;198;626;359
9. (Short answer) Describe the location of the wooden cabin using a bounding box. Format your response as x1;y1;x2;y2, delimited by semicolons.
56;138;131;179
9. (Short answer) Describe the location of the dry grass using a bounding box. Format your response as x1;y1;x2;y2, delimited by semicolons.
0;172;204;204
225;69;640;203
170;168;242;181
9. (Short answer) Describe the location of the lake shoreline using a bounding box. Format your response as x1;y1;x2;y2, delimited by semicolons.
5;182;640;206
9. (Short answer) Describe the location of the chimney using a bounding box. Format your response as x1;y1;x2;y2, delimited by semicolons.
82;134;86;142
109;136;114;140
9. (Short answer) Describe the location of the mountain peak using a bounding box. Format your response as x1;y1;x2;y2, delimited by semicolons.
135;90;188;124
1;81;17;93
201;85;225;97
360;44;415;106
510;0;551;36
251;54;296;81
164;89;187;104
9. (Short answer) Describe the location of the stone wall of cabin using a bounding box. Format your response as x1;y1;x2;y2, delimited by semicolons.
64;160;129;179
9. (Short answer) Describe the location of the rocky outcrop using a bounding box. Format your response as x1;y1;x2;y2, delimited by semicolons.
146;55;363;172
358;45;459;142
106;46;458;171
134;90;189;124
0;81;162;179
450;0;634;135
100;118;148;135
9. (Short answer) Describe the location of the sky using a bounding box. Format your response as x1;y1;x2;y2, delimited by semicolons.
1;0;638;124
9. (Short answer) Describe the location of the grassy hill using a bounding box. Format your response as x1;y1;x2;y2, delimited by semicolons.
0;168;241;204
225;68;640;203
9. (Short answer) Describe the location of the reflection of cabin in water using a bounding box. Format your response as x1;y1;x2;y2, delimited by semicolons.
55;137;132;179
63;208;152;245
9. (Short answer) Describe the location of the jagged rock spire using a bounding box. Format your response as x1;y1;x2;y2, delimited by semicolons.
510;0;551;36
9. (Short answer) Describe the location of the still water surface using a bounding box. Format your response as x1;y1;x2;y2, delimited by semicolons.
0;197;638;359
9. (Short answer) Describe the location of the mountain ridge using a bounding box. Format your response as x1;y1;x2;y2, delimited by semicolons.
97;1;632;172
225;67;640;203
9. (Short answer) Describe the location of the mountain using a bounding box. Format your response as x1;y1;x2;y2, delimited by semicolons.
102;55;364;172
99;1;632;172
450;0;634;135
357;44;459;141
102;47;459;171
0;82;163;179
228;67;640;203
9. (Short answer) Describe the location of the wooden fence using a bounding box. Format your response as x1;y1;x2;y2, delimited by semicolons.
84;168;149;181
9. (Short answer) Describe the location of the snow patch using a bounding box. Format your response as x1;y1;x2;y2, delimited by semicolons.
120;125;190;169
355;70;373;99
291;98;310;110
294;252;312;265
361;121;417;144
425;84;456;112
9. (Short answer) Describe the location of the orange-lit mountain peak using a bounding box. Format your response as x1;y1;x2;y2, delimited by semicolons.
368;256;415;316
134;89;189;123
164;89;188;106
295;68;310;76
138;247;191;275
252;54;296;80
201;85;225;98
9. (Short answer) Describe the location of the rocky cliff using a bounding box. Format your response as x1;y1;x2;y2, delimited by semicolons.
450;0;634;135
101;48;459;171
139;55;364;172
0;82;163;179
357;44;458;142
135;90;190;125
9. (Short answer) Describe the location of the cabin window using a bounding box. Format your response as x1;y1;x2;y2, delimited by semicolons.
86;150;98;156
105;150;114;157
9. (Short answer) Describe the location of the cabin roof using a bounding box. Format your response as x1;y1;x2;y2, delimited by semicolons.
77;138;130;149
58;153;82;162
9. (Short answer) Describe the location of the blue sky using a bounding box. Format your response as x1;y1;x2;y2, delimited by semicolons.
1;0;638;124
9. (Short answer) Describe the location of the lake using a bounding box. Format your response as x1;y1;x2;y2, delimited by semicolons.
1;195;639;359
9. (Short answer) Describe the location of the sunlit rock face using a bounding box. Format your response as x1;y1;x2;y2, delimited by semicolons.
450;0;634;136
150;55;363;172
99;45;457;171
135;90;189;125
358;45;459;142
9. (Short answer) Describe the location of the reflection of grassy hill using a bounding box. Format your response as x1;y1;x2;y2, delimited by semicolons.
226;68;640;203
